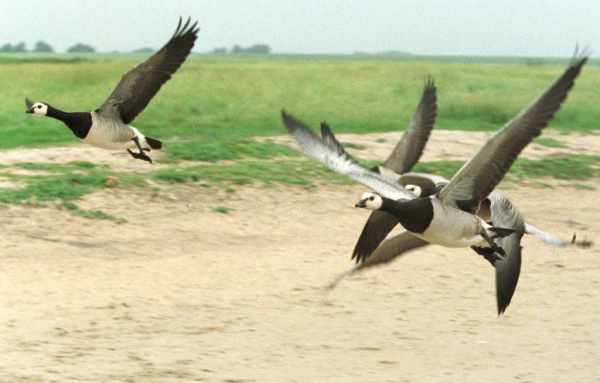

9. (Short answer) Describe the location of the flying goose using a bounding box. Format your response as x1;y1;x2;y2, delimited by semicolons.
353;169;587;264
328;172;590;290
25;17;199;163
282;52;587;313
328;189;526;312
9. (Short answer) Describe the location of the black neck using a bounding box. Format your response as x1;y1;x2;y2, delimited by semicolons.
378;197;434;234
46;105;92;139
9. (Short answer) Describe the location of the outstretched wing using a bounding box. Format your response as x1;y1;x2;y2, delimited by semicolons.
383;78;437;173
97;17;199;123
439;52;588;212
281;111;415;201
487;192;526;315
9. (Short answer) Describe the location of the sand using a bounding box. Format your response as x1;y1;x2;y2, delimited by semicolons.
1;181;599;382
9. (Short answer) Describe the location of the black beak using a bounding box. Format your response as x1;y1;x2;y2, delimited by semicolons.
25;97;34;114
355;199;367;208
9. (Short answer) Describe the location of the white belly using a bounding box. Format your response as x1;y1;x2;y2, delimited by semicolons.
412;201;488;248
83;112;136;150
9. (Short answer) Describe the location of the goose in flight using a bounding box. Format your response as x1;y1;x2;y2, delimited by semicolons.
25;17;199;163
281;52;587;313
328;188;527;314
327;172;591;302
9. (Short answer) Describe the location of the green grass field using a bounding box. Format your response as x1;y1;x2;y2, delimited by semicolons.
0;54;599;218
2;54;600;150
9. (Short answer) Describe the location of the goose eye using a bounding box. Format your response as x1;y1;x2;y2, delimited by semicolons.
368;196;374;201
37;105;42;109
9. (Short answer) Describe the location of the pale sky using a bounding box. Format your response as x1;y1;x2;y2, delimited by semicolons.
2;0;599;56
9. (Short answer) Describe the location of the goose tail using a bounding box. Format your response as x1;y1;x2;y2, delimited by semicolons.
145;136;163;150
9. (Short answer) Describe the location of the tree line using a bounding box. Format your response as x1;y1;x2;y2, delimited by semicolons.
212;44;271;55
0;41;96;53
1;40;272;55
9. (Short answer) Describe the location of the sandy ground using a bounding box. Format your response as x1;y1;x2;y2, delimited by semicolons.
1;182;599;382
1;132;599;382
0;146;166;173
262;129;600;162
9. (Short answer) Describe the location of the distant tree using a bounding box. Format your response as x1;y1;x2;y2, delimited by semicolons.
245;44;271;54
0;43;13;53
212;47;227;54
230;44;271;55
34;41;54;53
67;43;96;53
12;42;27;53
133;47;155;53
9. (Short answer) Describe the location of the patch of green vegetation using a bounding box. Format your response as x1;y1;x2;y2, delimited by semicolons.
533;137;568;148
151;159;350;186
62;201;126;223
412;161;463;179
211;206;233;214
165;139;297;162
509;155;600;180
0;172;107;204
0;169;142;205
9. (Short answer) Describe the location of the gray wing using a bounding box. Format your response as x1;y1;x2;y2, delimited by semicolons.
328;231;429;289
383;78;437;173
487;192;526;315
439;53;588;212
352;173;448;263
97;17;199;123
281;111;415;201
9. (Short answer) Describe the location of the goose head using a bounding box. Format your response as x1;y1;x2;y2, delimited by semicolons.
25;98;49;117
355;192;383;210
405;184;422;197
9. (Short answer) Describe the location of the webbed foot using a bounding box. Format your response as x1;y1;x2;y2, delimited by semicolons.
127;149;153;163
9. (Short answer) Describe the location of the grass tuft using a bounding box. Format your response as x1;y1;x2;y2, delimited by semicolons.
62;201;126;223
211;206;233;214
165;139;298;162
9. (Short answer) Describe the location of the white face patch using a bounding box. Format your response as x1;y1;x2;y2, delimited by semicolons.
359;192;383;210
405;184;422;197
31;102;48;117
